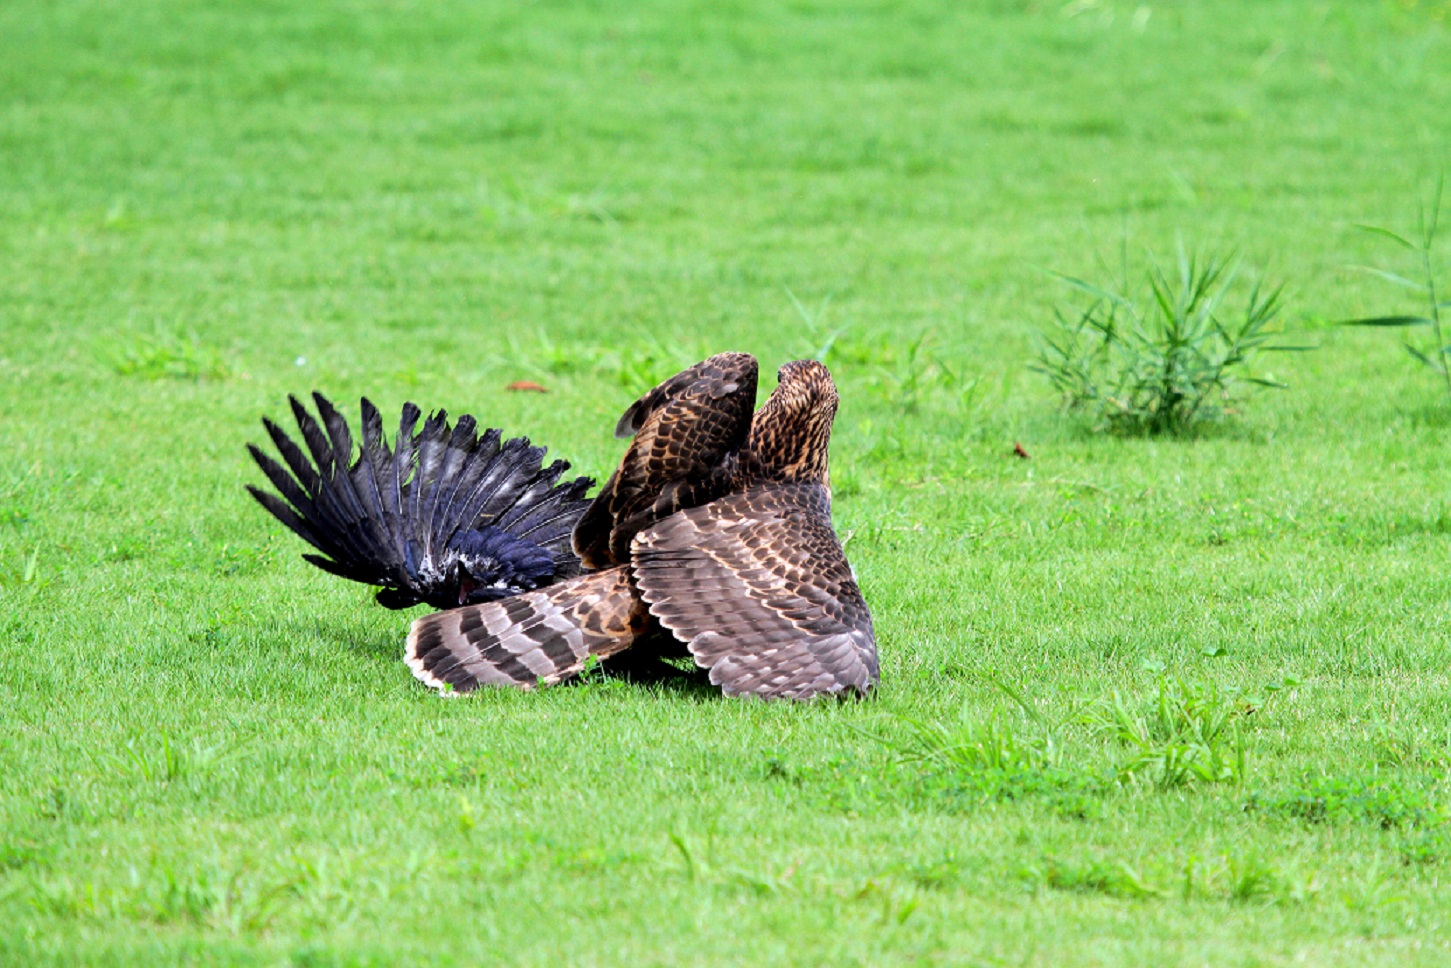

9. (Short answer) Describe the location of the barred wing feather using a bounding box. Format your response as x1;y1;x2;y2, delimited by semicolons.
630;483;877;700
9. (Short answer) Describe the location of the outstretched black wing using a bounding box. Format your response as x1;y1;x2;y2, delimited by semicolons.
247;393;593;610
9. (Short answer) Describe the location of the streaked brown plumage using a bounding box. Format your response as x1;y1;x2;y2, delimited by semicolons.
406;352;878;700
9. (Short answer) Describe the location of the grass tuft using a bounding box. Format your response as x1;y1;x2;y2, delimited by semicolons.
1247;776;1448;830
108;328;232;382
1086;675;1286;789
1026;856;1163;900
1032;249;1305;435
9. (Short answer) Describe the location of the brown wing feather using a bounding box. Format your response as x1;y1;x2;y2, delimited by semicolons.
572;352;759;569
405;567;648;693
630;483;878;700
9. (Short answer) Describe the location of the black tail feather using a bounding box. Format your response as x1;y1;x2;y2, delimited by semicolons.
246;443;315;524
315;392;382;544
248;393;595;610
357;397;403;556
312;392;388;570
288;400;383;578
447;434;521;534
288;396;338;481
246;483;328;554
387;402;420;554
409;409;450;567
428;414;479;542
457;437;549;531
499;473;596;576
504;473;595;541
280;397;372;567
337;395;415;589
261;418;323;498
435;425;501;549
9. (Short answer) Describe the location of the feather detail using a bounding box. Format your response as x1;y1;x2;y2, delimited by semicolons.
631;483;877;700
247;394;594;610
405;567;648;692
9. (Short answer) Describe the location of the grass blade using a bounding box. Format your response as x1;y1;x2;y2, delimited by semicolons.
1346;266;1430;293
1404;343;1446;371
1354;224;1421;252
1339;316;1433;328
1050;272;1132;307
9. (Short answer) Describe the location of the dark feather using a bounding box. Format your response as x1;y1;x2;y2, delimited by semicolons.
572;352;759;569
248;394;596;611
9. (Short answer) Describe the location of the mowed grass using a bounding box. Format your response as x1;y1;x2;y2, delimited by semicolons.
2;0;1451;964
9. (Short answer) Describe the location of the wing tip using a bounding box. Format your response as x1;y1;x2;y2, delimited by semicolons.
406;607;557;696
689;635;878;701
709;673;876;702
404;615;463;697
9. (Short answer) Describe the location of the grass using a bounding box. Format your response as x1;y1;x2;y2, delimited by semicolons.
1032;250;1294;435
1343;179;1451;402
2;0;1451;964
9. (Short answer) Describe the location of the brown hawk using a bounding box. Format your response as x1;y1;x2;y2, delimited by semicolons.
406;353;878;700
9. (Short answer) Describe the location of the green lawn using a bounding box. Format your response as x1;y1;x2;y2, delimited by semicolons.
3;1;1451;964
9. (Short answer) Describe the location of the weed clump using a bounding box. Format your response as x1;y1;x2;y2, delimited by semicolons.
1341;178;1451;402
855;703;1102;819
1032;250;1302;435
1247;776;1447;830
110;328;231;382
1029;857;1162;899
1086;676;1289;789
1020;851;1321;905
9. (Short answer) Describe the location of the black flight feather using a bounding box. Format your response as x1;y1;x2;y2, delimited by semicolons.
248;393;595;611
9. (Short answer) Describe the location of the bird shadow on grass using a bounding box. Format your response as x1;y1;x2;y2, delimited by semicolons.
300;620;406;667
590;655;720;699
301;618;724;700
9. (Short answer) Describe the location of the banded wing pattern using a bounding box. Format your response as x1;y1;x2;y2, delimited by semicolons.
631;484;877;699
406;567;648;691
572;352;758;569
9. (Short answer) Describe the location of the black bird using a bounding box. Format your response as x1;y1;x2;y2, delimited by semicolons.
247;393;593;611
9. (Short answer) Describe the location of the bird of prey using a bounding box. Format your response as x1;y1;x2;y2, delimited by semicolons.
247;393;593;611
406;353;879;700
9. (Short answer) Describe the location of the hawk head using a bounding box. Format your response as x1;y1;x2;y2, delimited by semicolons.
748;359;839;486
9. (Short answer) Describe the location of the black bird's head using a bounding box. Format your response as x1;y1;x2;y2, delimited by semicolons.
444;526;557;606
377;526;557;610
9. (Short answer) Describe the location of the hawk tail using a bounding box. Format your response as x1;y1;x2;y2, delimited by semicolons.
405;567;649;693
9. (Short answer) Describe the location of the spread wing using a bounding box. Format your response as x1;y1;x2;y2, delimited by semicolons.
405;567;648;693
572;352;758;569
630;483;877;700
247;393;592;610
